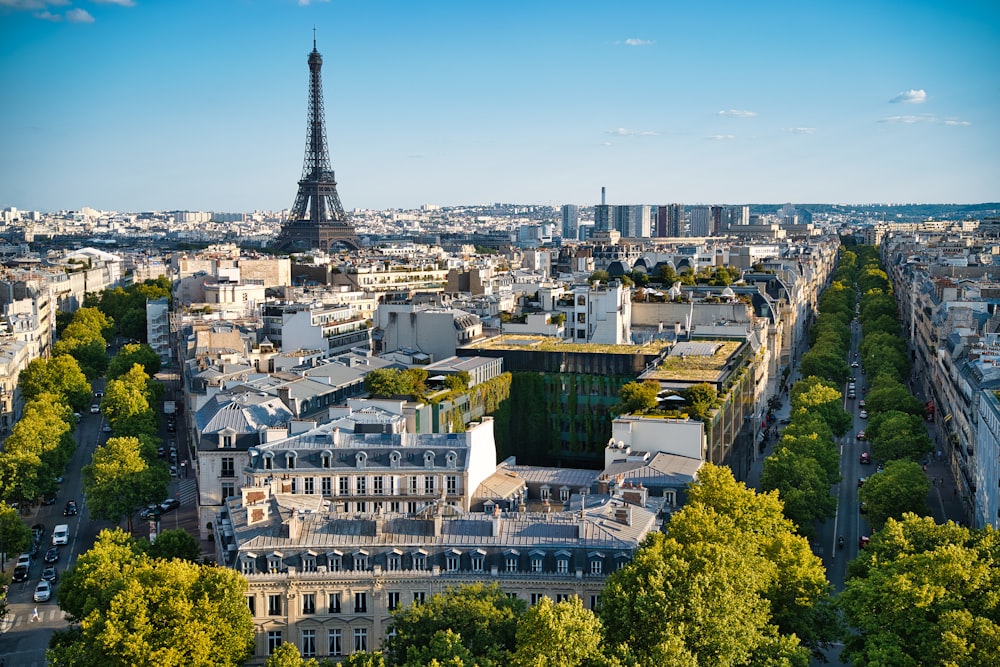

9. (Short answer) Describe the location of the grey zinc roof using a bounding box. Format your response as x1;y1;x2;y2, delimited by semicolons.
195;392;294;433
505;465;600;489
603;452;701;488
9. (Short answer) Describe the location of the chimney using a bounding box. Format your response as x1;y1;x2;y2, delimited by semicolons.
491;503;501;537
597;475;610;495
601;186;606;206
621;483;648;507
613;504;632;526
285;508;302;540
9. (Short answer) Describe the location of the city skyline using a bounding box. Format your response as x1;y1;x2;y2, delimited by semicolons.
1;0;998;213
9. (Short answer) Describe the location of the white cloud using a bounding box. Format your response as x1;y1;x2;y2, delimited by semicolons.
298;0;331;5
890;89;927;104
91;0;135;5
33;9;60;19
784;127;816;134
605;128;658;137
66;7;93;21
943;118;971;126
880;114;935;124
706;134;736;140
623;38;653;46
718;109;757;118
0;0;69;10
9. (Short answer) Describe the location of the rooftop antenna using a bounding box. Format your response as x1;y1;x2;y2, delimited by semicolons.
313;25;316;50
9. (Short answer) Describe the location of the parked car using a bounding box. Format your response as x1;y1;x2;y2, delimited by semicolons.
63;500;78;516
102;424;112;433
43;547;60;564
860;451;872;464
858;477;867;487
856;430;867;441
859;399;866;408
860;409;868;419
33;579;52;602
42;566;57;582
139;504;162;521
859;535;871;548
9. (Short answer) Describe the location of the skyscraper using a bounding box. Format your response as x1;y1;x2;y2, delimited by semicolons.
561;204;579;241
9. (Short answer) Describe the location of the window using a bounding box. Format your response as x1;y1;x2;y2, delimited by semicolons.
531;557;543;573
354;592;367;613
556;594;570;603
286;454;296;470
412;553;426;571
304;477;314;495
446;475;457;495
328;629;342;656
328;555;342;572
355;501;367;513
353;628;368;653
222;482;235;500
530;593;543;606
589;595;599;610
267;631;283;655
268;556;282;573
321;477;332;495
321;453;331;469
329;592;341;614
354;554;367;571
268;594;282;616
356;477;367;495
246;595;256;616
446;554;459;572
413;592;425;605
387;554;401;572
389;501;400;512
241;559;254;575
221;457;235;477
290;477;298;494
302;555;316;572
408;476;419;494
339;476;350;496
302;593;316;615
506;556;518;573
222;435;234;449
406;501;418;513
263;454;272;470
373;476;383;495
577;328;586;339
557;558;569;574
560;487;570;502
301;629;316;657
577;312;586;323
387;591;400;611
591;560;603;575
540;486;550;501
424;476;435;495
471;555;484;573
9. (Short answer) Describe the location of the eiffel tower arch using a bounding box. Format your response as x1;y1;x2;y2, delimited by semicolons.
274;35;360;253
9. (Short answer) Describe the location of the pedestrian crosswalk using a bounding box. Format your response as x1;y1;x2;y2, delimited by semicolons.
2;606;66;630
171;476;198;508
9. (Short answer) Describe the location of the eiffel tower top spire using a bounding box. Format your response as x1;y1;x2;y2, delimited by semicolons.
274;33;359;252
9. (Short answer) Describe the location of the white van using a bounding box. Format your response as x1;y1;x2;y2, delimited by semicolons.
52;523;69;546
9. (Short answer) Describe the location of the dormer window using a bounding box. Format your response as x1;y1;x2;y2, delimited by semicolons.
356;451;368;469
423;451;435;469
267;553;283;573
285;452;297;469
445;451;457;469
263;452;274;470
220;434;234;449
321;450;333;469
389;451;401;468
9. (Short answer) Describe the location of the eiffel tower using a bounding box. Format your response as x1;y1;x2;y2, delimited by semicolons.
274;34;360;252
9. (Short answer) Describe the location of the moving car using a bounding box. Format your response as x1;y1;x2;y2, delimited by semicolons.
859;399;866;408
860;451;872;464
860;409;868;419
52;523;69;545
90;404;100;414
63;500;78;516
851;361;860;368
13;552;32;582
34;579;52;602
102;424;112;433
139;504;161;521
856;430;867;441
43;547;60;564
159;498;181;514
42;566;57;582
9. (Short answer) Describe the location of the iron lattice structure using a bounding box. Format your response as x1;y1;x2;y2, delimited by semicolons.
275;38;360;252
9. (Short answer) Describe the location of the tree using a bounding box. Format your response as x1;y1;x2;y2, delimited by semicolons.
53;337;109;380
0;502;31;571
265;642;320;667
107;342;162;380
49;529;254;667
334;653;386;667
759;447;837;534
857;460;929;529
387;583;526;667
145;528;202;562
790;376;852;436
838;514;1000;667
102;363;153;426
510;596;604;667
601;464;827;663
616;380;660;414
82;436;169;531
587;270;610;285
868;411;933;462
17;354;91;410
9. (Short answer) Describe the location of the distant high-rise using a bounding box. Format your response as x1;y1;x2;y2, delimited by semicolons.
274;35;360;252
656;204;684;237
561;204;580;240
613;205;651;238
688;206;711;237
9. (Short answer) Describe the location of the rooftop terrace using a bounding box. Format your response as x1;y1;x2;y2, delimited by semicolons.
641;340;743;383
464;334;668;355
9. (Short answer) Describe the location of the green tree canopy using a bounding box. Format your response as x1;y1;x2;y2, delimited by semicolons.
49;528;254;667
102;363;153;425
790;376;852;436
760;447;838;534
82;436;169;531
510;596;604;667
616;380;661;414
107;342;162;380
17;354;91;410
857;460;930;529
867;410;933;462
387;583;526;667
0;502;32;567
145;528;202;563
264;642;319;667
838;515;1000;667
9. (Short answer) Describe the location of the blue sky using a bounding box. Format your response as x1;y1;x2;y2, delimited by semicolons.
1;0;997;212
